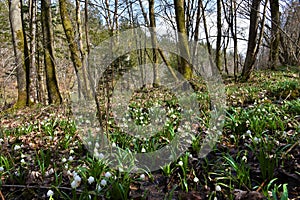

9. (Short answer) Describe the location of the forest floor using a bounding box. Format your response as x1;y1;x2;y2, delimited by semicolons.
0;68;299;200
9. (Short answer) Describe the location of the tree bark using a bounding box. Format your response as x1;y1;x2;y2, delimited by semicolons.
8;0;29;108
149;0;159;86
59;0;90;100
269;0;280;69
41;0;62;104
174;0;192;80
29;0;37;102
216;0;222;71
241;0;262;82
199;0;212;55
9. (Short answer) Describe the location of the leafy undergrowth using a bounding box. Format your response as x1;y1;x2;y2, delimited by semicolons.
0;70;299;200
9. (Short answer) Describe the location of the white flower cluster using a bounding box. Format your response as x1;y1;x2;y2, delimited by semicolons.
70;171;82;189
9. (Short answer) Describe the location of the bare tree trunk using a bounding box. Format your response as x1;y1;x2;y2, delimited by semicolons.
59;0;90;100
233;0;238;79
223;33;229;75
41;0;62;104
216;0;222;71
241;0;262;82
199;0;212;55
138;0;177;81
76;0;89;99
8;0;29;108
84;0;90;56
174;0;192;80
20;0;31;105
29;0;37;102
36;41;45;104
269;0;280;69
149;0;159;86
191;0;201;62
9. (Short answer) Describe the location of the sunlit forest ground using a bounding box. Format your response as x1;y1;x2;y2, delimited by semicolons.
0;68;299;200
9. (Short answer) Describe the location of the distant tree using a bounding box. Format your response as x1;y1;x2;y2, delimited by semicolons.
41;0;62;104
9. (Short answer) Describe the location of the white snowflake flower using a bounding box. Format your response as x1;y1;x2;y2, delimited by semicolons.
14;145;21;151
62;158;67;163
72;171;78;177
0;166;4;172
193;176;199;183
178;161;183;166
96;153;104;159
96;184;102;192
88;176;95;184
100;179;107;186
71;180;78;188
47;190;54;197
74;175;81;183
215;185;222;192
105;172;112;178
45;168;54;176
140;174;145;180
253;137;260;144
141;148;146;153
242;155;247;163
68;156;74;161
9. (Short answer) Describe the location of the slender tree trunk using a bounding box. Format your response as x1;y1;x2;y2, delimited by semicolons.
223;33;229;75
149;0;159;86
269;0;280;69
59;0;90;100
29;0;37;102
76;0;89;99
191;0;201;65
241;0;262;82
20;0;31;105
199;0;212;55
8;0;29;108
174;0;192;80
84;0;90;56
138;0;177;81
216;0;222;71
41;0;62;104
